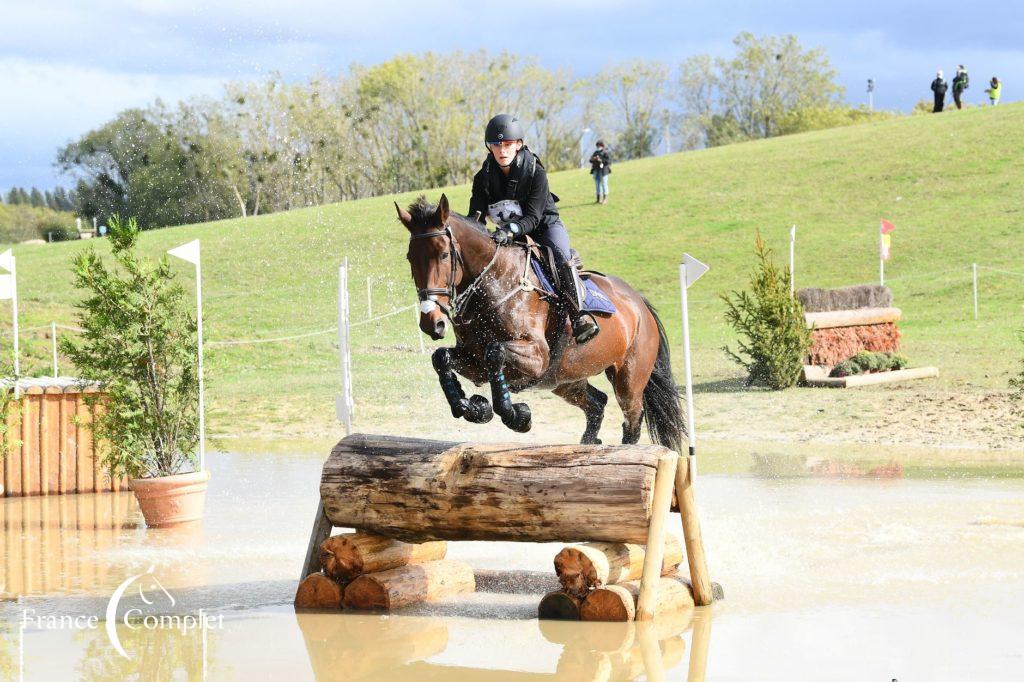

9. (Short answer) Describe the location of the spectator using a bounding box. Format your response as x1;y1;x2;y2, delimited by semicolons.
952;65;969;110
931;70;948;112
985;77;1002;106
589;141;611;204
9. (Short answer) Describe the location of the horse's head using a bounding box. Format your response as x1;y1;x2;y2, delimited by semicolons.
397;194;456;340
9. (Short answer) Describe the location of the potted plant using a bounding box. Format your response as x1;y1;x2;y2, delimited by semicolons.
61;216;208;527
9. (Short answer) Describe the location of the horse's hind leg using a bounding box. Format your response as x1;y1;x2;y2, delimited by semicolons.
432;347;492;424
553;381;607;444
606;363;648;445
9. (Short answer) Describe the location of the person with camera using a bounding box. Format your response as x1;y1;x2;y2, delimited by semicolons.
952;65;969;110
589;140;611;205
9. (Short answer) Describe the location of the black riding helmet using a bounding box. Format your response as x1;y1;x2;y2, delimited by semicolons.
485;114;525;145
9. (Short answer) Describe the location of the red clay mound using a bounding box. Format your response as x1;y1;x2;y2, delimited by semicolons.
809;323;901;366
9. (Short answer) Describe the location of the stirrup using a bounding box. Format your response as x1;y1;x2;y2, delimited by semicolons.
572;313;600;344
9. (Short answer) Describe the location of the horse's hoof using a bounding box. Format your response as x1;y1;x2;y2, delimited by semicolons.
503;403;532;433
581;436;602;445
465;395;493;424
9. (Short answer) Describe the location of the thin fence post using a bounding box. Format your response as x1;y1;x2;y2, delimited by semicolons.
336;259;353;435
51;322;58;378
972;263;978;320
366;276;373;319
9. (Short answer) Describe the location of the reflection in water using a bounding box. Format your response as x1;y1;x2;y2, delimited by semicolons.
74;620;217;682
2;492;137;598
1;492;208;599
295;605;713;681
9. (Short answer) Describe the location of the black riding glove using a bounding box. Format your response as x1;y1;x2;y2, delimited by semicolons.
493;223;520;245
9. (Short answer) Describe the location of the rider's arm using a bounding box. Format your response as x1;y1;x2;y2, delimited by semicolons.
468;170;488;224
513;164;549;236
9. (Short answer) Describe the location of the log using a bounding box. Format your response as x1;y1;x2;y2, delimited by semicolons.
538;591;582;620
320;532;447;583
294;573;343;609
321;434;670;544
580;575;694;622
343;559;475;610
805;306;901;329
554;535;683;598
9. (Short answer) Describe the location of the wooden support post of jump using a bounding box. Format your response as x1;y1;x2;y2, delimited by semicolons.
635;453;678;620
301;500;333;581
675;454;713;606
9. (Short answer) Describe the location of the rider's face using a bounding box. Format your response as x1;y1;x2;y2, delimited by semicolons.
488;139;522;167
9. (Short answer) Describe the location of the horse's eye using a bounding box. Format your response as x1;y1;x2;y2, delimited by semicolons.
440;253;449;261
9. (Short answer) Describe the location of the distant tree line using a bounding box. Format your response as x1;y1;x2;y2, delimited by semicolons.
2;185;76;212
55;33;893;230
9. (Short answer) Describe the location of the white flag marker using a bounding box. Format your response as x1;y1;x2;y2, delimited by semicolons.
168;240;205;471
678;253;709;478
0;249;19;384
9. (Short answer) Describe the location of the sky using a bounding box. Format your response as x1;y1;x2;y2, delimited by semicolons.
2;0;1022;191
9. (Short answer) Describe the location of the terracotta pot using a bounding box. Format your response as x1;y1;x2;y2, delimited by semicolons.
129;470;211;528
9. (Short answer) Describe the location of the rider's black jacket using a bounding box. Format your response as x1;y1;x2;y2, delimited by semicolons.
468;147;560;236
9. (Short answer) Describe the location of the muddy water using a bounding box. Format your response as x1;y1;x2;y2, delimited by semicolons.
2;447;1023;680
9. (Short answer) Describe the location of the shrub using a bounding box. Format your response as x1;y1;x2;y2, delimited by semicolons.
60;216;199;479
889;353;910;370
723;232;811;389
830;360;857;377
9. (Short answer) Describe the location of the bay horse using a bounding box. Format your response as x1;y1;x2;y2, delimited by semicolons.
397;194;685;450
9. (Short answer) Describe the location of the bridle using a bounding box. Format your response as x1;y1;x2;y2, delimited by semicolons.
409;221;506;323
410;224;460;319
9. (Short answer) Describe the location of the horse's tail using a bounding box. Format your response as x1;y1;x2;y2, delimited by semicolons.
641;298;687;454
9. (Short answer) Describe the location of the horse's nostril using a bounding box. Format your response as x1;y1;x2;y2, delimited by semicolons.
435;319;447;337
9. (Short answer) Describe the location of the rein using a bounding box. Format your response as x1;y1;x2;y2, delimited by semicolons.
409;223;536;324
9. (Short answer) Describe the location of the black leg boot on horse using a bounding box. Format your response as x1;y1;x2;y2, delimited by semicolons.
432;348;493;424
484;342;532;432
552;250;600;345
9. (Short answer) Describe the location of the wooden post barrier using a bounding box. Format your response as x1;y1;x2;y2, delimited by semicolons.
303;433;715;618
1;378;126;497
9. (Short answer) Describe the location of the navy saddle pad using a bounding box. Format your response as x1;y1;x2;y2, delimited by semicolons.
530;259;616;315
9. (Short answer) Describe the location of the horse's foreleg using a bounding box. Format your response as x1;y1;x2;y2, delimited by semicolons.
553;381;607;444
432;347;493;424
484;341;538;433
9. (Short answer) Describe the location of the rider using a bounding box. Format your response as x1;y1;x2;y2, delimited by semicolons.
468;114;600;345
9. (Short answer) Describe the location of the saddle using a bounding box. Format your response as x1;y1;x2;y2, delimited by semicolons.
520;236;615;315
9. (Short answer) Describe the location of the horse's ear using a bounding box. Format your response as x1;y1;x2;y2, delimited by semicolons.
395;201;413;230
436;194;450;224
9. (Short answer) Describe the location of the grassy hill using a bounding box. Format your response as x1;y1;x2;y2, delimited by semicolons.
4;104;1023;454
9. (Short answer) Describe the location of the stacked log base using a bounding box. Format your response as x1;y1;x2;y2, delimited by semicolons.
538;591;584;620
319;531;447;582
295;573;343;609
580;575;695;622
343;559;475;610
554;535;684;598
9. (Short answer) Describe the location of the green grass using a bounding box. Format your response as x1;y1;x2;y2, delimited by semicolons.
4;104;1024;446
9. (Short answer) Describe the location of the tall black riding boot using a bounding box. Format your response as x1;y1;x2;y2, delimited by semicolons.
553;252;599;344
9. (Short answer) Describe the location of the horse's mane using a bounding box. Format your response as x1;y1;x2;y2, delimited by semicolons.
405;195;488;236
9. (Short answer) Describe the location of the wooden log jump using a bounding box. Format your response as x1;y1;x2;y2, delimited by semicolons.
303;434;715;616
